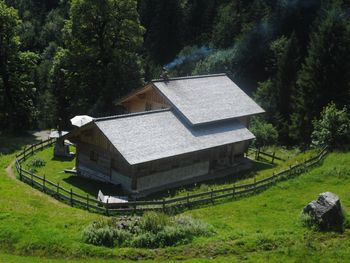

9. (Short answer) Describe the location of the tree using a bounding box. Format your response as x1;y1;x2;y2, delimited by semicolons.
254;33;300;144
0;1;39;131
183;0;218;45
250;117;278;149
290;4;350;143
311;103;350;149
139;0;183;64
49;0;144;126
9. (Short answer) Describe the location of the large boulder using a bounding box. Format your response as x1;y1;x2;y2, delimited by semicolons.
303;192;344;232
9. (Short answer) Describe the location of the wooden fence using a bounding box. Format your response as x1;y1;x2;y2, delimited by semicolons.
14;139;328;216
248;148;285;163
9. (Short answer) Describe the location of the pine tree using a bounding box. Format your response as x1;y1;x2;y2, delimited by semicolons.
254;33;300;143
139;0;183;64
290;4;350;143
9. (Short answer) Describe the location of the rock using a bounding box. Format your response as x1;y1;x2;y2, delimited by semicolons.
303;192;344;232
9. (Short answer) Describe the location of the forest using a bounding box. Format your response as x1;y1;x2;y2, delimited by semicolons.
0;0;350;146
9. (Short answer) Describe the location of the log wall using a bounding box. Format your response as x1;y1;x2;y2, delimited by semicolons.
121;86;169;113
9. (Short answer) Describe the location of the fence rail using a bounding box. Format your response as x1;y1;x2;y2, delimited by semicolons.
14;139;328;215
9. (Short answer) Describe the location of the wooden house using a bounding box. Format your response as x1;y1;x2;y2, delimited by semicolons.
65;74;264;196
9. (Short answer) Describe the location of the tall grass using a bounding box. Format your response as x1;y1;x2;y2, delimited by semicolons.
83;212;213;248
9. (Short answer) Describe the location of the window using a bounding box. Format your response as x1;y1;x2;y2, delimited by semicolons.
90;151;98;162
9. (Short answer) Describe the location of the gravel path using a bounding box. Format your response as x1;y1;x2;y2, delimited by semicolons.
30;130;51;141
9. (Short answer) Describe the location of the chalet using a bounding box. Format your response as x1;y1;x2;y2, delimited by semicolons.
65;74;264;196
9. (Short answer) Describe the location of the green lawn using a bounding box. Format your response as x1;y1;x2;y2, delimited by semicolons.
1;135;350;262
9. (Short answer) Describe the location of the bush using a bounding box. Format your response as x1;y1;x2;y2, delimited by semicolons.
83;225;115;247
82;220;131;247
140;212;170;233
26;157;46;172
130;232;158;248
250;117;278;148
311;103;350;149
82;213;212;248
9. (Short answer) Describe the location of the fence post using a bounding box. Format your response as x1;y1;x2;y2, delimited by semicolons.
162;198;166;212
254;176;257;193
40;140;43;151
30;172;33;187
211;189;214;204
232;184;236;199
271;152;275;164
106;199;109;216
86;194;89;211
43;174;46;193
23;147;26;161
19;164;22;181
70;188;73;206
56;182;60;197
272;172;276;184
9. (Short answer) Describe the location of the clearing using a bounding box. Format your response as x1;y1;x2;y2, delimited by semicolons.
0;134;349;262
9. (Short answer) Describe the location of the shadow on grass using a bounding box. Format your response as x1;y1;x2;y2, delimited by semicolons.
51;155;75;162
63;175;124;197
0;132;40;155
250;159;275;172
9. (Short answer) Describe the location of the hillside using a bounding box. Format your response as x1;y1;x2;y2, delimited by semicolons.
1;137;350;262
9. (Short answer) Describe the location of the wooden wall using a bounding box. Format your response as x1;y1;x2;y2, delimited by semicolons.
121;86;169;113
69;125;134;190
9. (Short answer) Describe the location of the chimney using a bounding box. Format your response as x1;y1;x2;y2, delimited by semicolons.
160;68;169;82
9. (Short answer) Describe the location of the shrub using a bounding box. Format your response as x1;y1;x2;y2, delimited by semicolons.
82;218;132;247
311;103;350;149
174;215;212;236
130;232;157;248
250;117;278;148
26;157;46;172
82;225;115;247
28;157;46;167
82;213;213;248
140;212;170;233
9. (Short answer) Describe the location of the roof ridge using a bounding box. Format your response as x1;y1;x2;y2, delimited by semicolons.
151;73;227;83
94;108;171;122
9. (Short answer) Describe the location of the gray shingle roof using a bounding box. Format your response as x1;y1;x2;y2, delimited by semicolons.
153;74;264;126
95;109;254;165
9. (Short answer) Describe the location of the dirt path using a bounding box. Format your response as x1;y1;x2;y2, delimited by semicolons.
30;130;51;141
5;160;16;180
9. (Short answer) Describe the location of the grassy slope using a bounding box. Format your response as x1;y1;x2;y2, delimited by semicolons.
1;136;350;262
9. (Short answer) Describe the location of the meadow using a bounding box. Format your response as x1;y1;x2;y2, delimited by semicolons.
1;135;350;262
